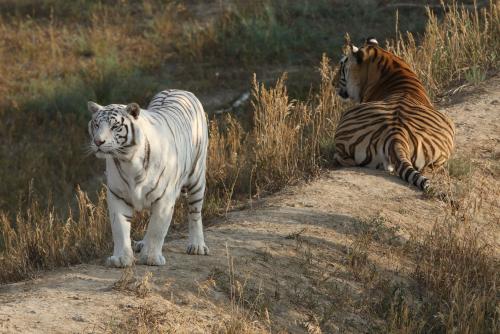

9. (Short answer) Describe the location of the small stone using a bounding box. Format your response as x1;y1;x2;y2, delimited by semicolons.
72;315;85;322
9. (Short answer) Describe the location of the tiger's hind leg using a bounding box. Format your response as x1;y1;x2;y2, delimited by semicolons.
185;166;209;255
333;153;357;167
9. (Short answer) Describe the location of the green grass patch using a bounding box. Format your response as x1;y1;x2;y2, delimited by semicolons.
446;156;474;180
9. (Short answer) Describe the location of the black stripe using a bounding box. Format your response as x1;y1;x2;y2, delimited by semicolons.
135;138;151;184
122;122;135;148
411;172;421;186
152;186;168;205
189;183;204;196
113;159;130;188
403;166;413;181
187;178;201;192
146;166;166;199
109;188;133;207
188;198;203;206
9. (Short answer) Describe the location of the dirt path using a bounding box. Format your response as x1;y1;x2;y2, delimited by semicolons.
1;76;499;334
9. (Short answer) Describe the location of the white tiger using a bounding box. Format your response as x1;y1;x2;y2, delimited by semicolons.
88;89;209;267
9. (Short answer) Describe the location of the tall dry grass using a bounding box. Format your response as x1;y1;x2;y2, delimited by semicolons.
0;187;109;283
388;0;500;96
251;55;341;192
205;54;342;203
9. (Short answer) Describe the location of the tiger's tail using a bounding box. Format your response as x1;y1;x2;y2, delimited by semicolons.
393;141;429;191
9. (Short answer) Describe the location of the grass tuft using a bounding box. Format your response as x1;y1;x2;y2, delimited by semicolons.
446;156;474;179
113;267;153;299
388;1;499;97
0;187;109;283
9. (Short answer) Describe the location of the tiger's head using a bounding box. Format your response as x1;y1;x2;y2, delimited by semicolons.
336;37;380;102
87;101;141;159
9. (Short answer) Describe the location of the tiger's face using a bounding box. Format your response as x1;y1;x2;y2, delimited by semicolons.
337;46;366;103
336;37;379;102
87;101;141;159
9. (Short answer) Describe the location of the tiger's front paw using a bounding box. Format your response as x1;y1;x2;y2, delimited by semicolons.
137;252;166;266
106;254;134;268
186;242;210;255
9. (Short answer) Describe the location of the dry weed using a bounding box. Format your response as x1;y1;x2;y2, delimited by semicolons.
251;55;343;193
384;168;500;333
113;267;153;299
209;246;271;333
110;302;167;334
388;1;499;97
0;186;109;283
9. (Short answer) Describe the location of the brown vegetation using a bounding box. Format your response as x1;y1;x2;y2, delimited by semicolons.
0;1;499;332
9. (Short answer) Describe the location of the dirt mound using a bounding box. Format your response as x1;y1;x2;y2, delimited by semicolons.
1;76;499;333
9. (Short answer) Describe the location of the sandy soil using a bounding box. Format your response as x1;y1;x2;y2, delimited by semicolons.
1;76;499;334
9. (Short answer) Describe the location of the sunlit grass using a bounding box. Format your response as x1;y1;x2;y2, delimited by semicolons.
0;9;498;334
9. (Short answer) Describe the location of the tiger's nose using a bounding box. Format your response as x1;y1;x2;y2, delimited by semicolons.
338;89;349;99
94;139;105;146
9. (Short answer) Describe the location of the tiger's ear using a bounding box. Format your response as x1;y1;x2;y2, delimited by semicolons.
126;103;140;119
350;44;364;64
365;37;379;46
88;101;102;114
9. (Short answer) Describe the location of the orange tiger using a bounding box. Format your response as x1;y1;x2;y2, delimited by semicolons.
334;38;454;191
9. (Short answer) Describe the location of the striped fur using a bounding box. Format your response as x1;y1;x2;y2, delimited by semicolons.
88;90;209;267
334;38;455;191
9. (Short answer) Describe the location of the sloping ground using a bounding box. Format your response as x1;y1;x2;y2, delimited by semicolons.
1;76;499;334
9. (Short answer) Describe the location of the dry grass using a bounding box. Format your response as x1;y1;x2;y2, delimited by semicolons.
0;3;498;333
410;220;499;333
446;155;474;179
210;247;271;334
108;302;167;334
0;186;109;283
332;170;499;333
252;55;342;191
409;171;499;333
113;267;153;299
388;0;499;97
203;54;342;212
346;170;500;333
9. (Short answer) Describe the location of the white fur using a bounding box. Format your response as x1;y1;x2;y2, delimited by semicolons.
89;90;209;267
384;162;395;173
345;66;362;103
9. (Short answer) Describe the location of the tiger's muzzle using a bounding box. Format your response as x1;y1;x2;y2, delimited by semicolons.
337;88;349;99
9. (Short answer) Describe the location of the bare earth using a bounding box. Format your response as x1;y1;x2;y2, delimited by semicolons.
1;76;499;334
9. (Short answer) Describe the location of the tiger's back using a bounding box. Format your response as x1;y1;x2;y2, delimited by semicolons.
146;89;208;166
334;38;454;190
